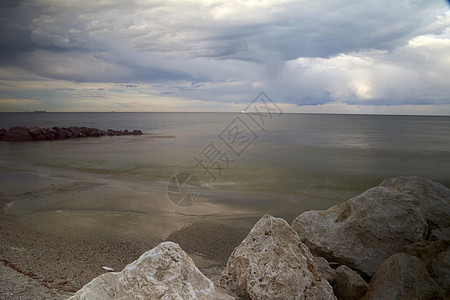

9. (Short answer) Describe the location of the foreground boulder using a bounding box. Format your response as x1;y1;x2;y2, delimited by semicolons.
69;242;215;300
292;185;428;277
364;253;445;299
221;214;335;299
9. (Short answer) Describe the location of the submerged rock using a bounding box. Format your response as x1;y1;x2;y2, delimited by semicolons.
364;253;445;299
221;214;335;299
292;185;428;276
69;241;215;300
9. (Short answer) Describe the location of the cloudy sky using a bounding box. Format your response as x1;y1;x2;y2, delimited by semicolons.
0;0;449;114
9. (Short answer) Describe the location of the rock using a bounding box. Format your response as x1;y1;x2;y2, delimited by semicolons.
3;126;33;141
0;128;7;140
334;265;368;300
221;214;335;299
401;240;450;295
380;176;450;238
432;248;450;296
29;126;47;140
364;253;445;299
69;241;215;300
88;128;103;136
52;127;72;139
64;128;73;138
44;128;56;140
292;186;428;277
28;126;42;136
314;256;337;285
1;126;143;141
68;127;84;137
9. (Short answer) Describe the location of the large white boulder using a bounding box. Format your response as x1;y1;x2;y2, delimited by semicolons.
292;186;429;276
69;241;215;300
221;214;335;299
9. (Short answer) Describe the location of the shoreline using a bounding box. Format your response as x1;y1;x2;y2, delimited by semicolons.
0;172;258;299
1;172;448;299
0;193;255;298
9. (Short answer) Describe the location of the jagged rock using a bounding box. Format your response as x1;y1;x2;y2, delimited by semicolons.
221;214;335;299
334;265;368;300
380;176;450;238
3;126;33;141
69;241;215;300
132;129;143;135
364;253;445;299
314;256;337;285
292;186;428;277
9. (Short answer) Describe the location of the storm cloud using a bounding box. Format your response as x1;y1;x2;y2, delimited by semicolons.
0;0;449;113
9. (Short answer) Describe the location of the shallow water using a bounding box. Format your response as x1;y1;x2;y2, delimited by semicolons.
1;112;449;236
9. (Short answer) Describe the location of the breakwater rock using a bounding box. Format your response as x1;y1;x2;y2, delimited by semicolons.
0;126;143;141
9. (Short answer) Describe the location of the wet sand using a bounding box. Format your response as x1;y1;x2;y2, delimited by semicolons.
0;171;259;299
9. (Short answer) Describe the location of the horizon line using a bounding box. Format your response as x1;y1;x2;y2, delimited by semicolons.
1;111;450;117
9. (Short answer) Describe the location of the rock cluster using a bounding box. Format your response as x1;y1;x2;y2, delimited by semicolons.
0;126;143;141
292;176;449;278
70;176;449;299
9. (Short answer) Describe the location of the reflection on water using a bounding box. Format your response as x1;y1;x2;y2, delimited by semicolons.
1;113;449;238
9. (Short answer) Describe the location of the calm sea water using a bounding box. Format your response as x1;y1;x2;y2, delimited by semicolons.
1;112;449;221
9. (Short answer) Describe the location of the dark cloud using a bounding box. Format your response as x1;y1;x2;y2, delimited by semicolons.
0;0;449;111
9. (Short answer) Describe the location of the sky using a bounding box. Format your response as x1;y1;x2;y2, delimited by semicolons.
0;0;449;114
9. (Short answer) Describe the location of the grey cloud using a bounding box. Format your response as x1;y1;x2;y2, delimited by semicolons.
0;0;449;110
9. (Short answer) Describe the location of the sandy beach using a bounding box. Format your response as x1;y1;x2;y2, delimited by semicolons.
0;170;259;299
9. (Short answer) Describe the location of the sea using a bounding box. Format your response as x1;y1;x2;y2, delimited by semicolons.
1;112;450;233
